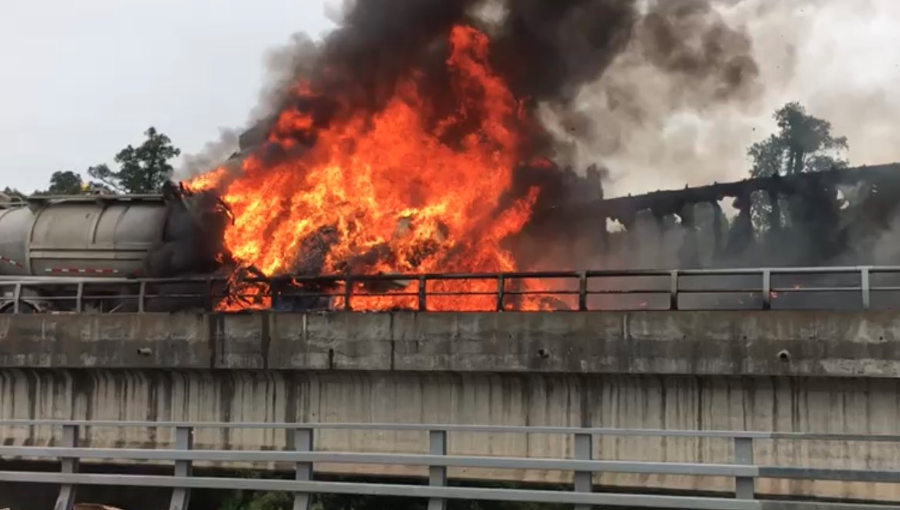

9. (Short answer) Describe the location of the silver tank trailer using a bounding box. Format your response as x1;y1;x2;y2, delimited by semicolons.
0;195;167;277
0;190;228;312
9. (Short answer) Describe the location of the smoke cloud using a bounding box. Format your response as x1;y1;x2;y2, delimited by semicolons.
542;0;900;197
228;0;774;167
177;128;240;179
489;0;637;102
253;32;323;124
189;0;899;198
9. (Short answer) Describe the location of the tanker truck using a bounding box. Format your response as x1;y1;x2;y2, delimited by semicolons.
0;183;230;313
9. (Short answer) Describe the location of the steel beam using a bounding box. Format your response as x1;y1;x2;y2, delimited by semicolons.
292;428;314;510
53;424;79;510
168;426;193;510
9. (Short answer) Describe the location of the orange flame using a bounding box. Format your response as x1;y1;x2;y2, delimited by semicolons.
196;25;555;312
184;166;227;193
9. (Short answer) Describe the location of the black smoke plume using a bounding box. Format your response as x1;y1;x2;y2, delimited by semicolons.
244;0;760;159
491;0;637;102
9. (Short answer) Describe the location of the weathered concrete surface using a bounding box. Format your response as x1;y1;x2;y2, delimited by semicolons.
2;369;900;501
2;310;900;376
2;311;900;501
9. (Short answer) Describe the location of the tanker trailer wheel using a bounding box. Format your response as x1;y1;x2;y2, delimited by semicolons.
0;300;41;314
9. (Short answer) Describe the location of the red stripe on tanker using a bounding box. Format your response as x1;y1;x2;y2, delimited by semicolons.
0;256;24;268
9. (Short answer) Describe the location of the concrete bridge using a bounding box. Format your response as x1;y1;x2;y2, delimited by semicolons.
2;309;900;505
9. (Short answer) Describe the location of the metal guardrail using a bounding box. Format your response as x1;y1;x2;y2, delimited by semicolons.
2;265;900;313
1;421;899;510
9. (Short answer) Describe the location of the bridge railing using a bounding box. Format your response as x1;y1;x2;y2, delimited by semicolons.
3;265;900;313
1;420;899;510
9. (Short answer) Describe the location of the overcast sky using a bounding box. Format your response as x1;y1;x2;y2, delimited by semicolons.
0;0;334;193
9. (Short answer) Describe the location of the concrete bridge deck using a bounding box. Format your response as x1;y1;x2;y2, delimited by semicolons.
2;311;900;502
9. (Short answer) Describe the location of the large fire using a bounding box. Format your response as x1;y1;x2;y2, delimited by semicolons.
187;25;554;312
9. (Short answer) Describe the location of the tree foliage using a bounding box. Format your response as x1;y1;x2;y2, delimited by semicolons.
747;102;849;234
748;102;849;178
219;490;291;510
17;127;179;198
47;170;84;195
88;127;181;194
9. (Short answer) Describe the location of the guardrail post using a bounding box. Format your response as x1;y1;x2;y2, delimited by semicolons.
669;270;679;311
496;275;505;312
292;427;314;510
205;279;214;312
138;281;147;313
344;278;353;311
269;277;282;309
733;437;755;499
574;432;593;510
53;424;79;510
578;272;588;311
75;283;84;313
761;270;772;310
12;283;21;314
418;275;427;312
168;426;194;510
861;267;871;310
428;430;448;510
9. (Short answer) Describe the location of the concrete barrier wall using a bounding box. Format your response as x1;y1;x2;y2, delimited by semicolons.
2;310;900;376
1;369;899;501
2;311;900;500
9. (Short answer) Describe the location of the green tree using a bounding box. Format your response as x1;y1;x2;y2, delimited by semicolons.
88;127;181;194
47;170;85;195
748;102;849;178
219;491;291;510
747;102;849;234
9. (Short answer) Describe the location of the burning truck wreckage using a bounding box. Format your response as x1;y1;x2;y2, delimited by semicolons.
2;1;900;314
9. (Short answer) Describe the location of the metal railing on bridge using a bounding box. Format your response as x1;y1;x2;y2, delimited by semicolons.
3;265;900;313
1;420;899;510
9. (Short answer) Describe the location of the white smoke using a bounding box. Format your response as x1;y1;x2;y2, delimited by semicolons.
542;0;900;197
175;127;240;179
174;32;322;180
